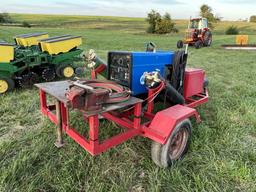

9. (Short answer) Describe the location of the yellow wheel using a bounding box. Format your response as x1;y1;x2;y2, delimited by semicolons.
0;78;15;94
0;80;8;94
63;66;74;78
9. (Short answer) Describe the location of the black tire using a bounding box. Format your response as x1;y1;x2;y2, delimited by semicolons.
0;78;15;94
56;64;65;78
151;119;192;168
177;40;184;49
56;64;74;78
19;72;39;88
75;67;85;76
203;31;212;47
203;77;209;88
42;68;56;81
194;41;202;49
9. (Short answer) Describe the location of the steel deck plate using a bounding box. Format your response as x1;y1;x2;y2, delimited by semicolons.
35;81;143;116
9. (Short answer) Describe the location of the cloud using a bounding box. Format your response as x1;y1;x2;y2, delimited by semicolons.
220;0;255;4
53;1;98;9
0;0;254;20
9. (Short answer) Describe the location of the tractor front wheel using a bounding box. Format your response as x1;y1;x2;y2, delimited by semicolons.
177;40;184;49
151;119;192;168
0;78;15;94
194;41;202;49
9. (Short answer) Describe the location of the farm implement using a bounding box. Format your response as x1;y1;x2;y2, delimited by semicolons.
177;17;212;49
35;44;209;168
222;35;256;50
0;32;83;94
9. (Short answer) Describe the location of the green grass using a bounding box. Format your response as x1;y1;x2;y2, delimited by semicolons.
6;13;256;34
0;14;256;192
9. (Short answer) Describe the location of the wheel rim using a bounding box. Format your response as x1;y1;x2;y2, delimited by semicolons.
0;80;8;94
168;128;189;160
63;66;74;78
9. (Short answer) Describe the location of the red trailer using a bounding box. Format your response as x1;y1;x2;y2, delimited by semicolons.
35;66;208;168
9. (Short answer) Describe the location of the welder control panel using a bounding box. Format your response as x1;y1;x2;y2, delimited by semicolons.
108;51;174;95
108;52;131;87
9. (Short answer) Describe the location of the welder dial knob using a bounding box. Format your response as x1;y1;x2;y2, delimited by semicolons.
118;58;124;65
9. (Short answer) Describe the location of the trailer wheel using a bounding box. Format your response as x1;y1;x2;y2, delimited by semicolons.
151;119;192;168
0;78;15;94
177;40;184;49
151;141;163;167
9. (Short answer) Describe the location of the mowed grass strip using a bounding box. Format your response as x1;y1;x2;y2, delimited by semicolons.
0;14;256;191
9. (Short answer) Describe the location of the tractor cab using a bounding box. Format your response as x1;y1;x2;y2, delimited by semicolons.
190;18;208;30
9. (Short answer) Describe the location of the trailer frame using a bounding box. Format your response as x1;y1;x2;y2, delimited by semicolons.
35;79;208;156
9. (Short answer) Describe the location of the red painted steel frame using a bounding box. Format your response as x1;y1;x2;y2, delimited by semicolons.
38;85;208;155
39;89;142;155
185;89;209;108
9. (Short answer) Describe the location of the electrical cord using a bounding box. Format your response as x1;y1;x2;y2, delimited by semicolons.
121;81;165;113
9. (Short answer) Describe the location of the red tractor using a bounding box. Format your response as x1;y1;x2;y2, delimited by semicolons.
177;18;212;49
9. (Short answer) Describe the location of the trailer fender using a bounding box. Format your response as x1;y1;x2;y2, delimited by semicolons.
143;104;200;144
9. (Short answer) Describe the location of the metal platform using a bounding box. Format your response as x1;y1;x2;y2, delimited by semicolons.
35;80;143;116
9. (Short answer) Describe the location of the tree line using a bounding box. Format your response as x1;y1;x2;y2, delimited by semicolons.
146;4;255;35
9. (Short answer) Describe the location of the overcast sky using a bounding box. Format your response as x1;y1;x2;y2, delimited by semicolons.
1;0;255;20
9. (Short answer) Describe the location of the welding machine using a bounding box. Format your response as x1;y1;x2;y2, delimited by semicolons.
108;51;175;95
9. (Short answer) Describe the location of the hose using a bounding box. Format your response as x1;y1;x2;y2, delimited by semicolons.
73;80;131;104
165;82;185;105
169;50;187;95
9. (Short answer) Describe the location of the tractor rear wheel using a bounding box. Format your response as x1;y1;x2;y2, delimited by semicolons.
194;41;202;49
0;78;15;94
177;40;184;49
151;119;192;168
203;31;212;47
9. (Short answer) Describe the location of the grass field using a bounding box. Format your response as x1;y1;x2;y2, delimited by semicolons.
0;14;256;192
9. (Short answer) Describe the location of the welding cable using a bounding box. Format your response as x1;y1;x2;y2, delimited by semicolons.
76;80;131;103
95;64;107;74
121;81;166;113
146;81;166;103
171;50;187;94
